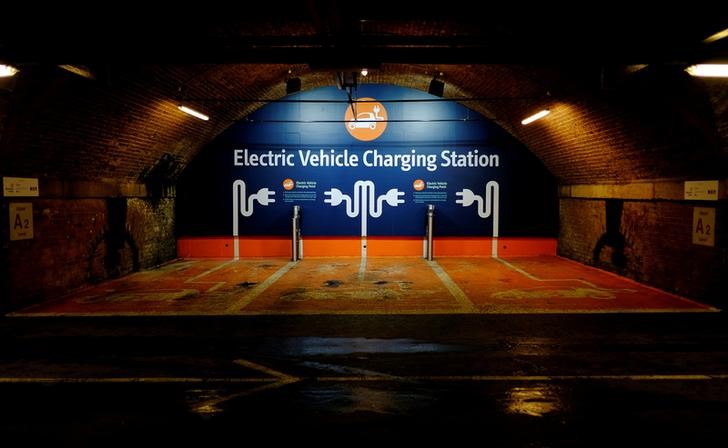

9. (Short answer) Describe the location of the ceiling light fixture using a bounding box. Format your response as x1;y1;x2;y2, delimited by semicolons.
0;64;19;78
58;64;95;79
521;109;550;125
685;64;728;78
178;105;210;121
703;27;728;44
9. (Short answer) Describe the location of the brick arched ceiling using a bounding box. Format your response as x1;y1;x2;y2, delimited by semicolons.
1;6;726;184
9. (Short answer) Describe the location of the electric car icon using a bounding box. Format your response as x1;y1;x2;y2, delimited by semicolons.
347;105;385;130
348;112;378;130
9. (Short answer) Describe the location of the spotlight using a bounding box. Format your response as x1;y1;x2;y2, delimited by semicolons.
428;78;444;97
286;77;301;94
360;68;368;77
336;72;358;90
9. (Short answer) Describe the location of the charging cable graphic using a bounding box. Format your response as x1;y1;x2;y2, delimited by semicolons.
455;181;500;257
232;179;276;259
325;180;405;258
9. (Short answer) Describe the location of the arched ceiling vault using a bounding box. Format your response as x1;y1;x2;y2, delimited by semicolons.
1;7;726;184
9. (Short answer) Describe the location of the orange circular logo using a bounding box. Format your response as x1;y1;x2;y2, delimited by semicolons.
282;178;295;190
344;98;387;141
413;179;425;191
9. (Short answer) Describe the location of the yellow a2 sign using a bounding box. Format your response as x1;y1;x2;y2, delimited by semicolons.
692;207;715;247
9;202;33;241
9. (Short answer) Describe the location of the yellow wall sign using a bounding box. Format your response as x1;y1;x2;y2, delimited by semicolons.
684;180;719;201
692;207;715;247
3;177;39;197
9;203;33;241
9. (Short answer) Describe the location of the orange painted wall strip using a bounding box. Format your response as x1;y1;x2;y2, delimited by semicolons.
367;237;424;256
177;236;289;258
177;236;556;258
436;237;556;257
303;237;361;256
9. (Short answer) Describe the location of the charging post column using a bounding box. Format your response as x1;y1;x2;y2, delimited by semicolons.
425;204;434;261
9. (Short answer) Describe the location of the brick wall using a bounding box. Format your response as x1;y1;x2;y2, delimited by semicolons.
559;197;727;305
127;198;176;268
1;195;175;311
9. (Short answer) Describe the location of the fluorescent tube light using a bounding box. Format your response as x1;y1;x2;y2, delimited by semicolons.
178;105;210;121
703;28;728;44
521;109;550;125
685;64;728;78
58;64;95;79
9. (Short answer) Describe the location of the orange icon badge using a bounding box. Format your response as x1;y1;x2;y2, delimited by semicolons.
344;98;388;141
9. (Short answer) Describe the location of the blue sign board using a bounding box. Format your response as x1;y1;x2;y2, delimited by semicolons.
177;85;556;237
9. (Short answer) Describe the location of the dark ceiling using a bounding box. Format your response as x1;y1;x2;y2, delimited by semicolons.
1;3;727;65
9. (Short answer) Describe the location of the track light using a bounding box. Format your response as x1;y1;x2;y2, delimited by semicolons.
0;64;19;78
286;77;301;94
521;109;550;125
178;105;209;121
428;78;444;97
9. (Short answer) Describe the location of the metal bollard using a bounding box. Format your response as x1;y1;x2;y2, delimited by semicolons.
425;204;434;261
292;205;301;261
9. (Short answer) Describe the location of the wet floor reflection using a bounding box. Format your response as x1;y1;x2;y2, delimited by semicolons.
186;389;227;416
302;384;436;415
504;385;564;417
279;337;459;356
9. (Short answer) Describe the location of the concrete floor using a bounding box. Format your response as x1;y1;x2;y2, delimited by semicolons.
1;314;728;446
13;256;715;315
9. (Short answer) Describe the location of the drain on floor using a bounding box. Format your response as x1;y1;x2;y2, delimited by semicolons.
324;280;343;288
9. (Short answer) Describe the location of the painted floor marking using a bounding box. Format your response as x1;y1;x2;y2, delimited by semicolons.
495;257;604;289
2;373;728;384
14;307;714;317
225;261;297;312
427;260;478;312
190;358;301;414
185;260;236;283
184;259;237;292
494;257;717;312
357;257;367;282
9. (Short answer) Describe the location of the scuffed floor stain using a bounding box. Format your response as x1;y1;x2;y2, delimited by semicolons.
491;286;631;300
77;289;199;303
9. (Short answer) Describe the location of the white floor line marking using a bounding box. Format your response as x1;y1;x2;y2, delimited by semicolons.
357;257;367;282
225;261;297;312
427;260;478;313
185;260;236;283
233;359;300;382
317;374;728;382
0;377;273;383
3;373;727;385
183;259;237;292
